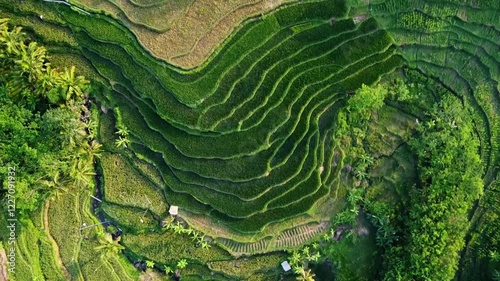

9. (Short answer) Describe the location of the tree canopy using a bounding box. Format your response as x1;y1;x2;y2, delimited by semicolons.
382;92;484;280
0;18;94;216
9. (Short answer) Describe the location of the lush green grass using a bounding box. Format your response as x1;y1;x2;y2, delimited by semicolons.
121;231;231;265
208;253;284;279
101;202;158;233
366;1;500;279
100;153;168;216
7;0;477;258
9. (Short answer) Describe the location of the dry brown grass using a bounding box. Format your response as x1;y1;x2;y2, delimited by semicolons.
73;0;296;69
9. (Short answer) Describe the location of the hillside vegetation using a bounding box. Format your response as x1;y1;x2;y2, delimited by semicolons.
0;0;499;280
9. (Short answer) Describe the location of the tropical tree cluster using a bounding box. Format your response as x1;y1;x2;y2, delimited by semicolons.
163;220;211;249
163;258;188;280
0;18;95;216
288;244;321;281
380;93;484;280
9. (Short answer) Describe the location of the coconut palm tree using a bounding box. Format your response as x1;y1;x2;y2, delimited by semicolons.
86;119;98;140
39;172;69;200
59;66;89;102
176;259;188;269
175;259;188;279
347;189;363;204
94;233;125;258
70;158;96;188
116;125;129;137
85;140;102;161
21;42;47;83
164;265;173;275
290;250;302;268
355;170;368;180
492;270;500;281
115;136;130;148
490;251;500;262
322;233;331;241
191;230;200;241
296;268;316;281
360;154;374;165
146;260;155;269
201;240;211;249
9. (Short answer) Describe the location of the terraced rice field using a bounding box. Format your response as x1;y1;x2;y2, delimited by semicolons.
0;0;407;250
71;0;297;68
2;0;499;273
370;0;500;186
2;0;399;246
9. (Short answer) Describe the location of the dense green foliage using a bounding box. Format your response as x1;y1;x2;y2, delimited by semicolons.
1;0;499;279
382;93;483;280
57;1;400;233
0;18;140;281
0;18;92;215
14;0;404;238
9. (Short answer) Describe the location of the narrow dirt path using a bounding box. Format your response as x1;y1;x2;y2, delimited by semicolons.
0;247;9;280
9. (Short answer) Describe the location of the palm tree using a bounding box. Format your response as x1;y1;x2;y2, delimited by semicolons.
425;119;436;130
86;119;98;140
296;268;316;281
164;265;173;275
322;233;330;242
177;259;188;269
175;259;188;279
59;66;89;102
21;42;47;83
116;125;129;137
347;189;362;204
201;240;211;249
163;221;174;230
355;170;368;180
39;172;70;200
176;259;188;269
0;19;26;56
302;246;310;256
290;250;302;268
38;65;59;98
70;158;96;188
360;154;374;165
191;230;200;241
492;270;500;281
85;140;102;160
115;136;130;148
490;251;500;262
94;233;125;258
146;260;155;269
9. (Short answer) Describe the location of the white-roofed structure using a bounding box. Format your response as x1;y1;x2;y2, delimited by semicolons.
169;205;179;216
281;261;291;272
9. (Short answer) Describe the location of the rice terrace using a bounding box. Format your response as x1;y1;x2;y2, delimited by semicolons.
0;0;499;280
